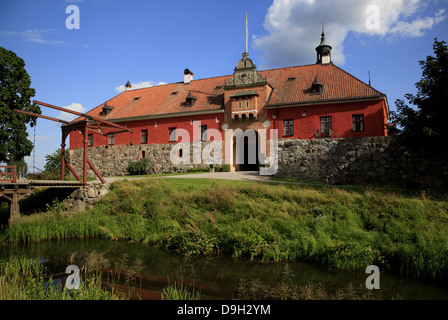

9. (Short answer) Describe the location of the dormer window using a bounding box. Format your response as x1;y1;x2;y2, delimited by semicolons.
184;91;197;107
310;76;323;95
100;102;114;116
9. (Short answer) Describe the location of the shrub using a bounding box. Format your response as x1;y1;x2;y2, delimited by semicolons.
187;167;209;173
127;158;152;176
214;164;231;172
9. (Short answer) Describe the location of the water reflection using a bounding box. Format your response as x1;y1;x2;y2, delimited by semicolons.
1;238;447;300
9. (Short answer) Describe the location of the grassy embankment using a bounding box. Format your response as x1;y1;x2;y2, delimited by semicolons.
2;177;448;282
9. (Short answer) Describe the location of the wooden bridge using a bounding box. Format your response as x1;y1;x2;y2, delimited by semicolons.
1;99;136;226
2;100;135;226
1;166;84;226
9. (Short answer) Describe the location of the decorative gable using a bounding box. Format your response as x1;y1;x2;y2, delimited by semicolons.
224;52;267;89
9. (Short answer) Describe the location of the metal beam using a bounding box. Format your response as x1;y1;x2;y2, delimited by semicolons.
14;109;70;125
33;100;133;133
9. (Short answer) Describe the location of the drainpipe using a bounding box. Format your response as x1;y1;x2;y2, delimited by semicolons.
276;107;279;132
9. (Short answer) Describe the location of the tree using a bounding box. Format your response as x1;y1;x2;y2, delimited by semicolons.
44;148;70;175
7;158;27;178
389;38;448;158
0;47;41;163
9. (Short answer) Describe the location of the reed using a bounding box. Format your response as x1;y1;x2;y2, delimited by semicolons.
0;256;124;300
161;277;201;300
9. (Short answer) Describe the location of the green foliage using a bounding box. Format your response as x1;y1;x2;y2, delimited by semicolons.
186;165;230;173
0;256;123;300
6;158;27;178
390;38;448;157
44;148;70;175
3;178;448;282
187;166;209;173
0;47;41;163
127;158;152;175
215;164;231;172
161;280;201;300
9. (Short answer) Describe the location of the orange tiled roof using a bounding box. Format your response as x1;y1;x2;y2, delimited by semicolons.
80;63;385;121
262;63;385;106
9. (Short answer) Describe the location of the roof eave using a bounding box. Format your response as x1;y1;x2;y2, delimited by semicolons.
265;95;387;109
97;108;225;123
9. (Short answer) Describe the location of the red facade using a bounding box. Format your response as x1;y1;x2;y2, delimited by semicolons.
69;35;390;165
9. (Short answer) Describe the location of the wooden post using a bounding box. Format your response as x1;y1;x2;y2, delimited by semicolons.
61;142;66;181
1;190;31;227
83;120;88;186
9;192;20;226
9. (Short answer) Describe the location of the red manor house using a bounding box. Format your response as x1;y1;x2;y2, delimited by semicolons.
69;29;389;175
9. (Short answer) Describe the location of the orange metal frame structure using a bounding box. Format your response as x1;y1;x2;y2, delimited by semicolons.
15;100;134;186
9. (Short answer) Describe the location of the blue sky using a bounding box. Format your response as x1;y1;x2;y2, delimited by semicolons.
1;0;447;171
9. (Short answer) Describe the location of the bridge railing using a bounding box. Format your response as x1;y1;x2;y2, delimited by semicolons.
0;166;17;183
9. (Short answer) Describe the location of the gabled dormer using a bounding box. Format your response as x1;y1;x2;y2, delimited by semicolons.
100;102;114;116
184;91;197;107
310;76;323;95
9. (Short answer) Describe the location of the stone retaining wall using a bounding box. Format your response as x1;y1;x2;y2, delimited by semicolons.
69;141;220;177
63;183;111;212
276;136;448;188
69;136;448;188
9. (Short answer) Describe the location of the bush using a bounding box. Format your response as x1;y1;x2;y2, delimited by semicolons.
187;167;209;173
221;164;231;172
213;164;231;172
27;171;60;180
127;158;152;176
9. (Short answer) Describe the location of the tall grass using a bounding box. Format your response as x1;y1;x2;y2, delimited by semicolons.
0;256;124;300
3;178;448;281
161;277;201;300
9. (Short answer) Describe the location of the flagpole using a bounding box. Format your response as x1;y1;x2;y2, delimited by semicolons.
246;12;248;53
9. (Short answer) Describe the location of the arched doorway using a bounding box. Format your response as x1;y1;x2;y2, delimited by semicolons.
232;129;259;171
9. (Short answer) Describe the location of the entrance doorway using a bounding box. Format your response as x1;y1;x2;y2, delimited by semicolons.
232;130;259;171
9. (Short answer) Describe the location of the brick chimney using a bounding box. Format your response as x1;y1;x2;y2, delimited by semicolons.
184;69;193;84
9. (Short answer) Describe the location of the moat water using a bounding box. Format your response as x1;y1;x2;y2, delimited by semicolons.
1;238;447;300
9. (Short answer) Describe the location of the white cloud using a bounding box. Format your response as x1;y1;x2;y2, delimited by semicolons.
389;8;446;37
253;0;446;68
0;29;69;45
57;103;86;122
115;81;167;93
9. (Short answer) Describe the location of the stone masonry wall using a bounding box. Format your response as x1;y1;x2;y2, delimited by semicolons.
69;141;222;177
69;136;448;188
63;183;111;213
276;136;448;188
